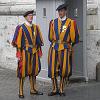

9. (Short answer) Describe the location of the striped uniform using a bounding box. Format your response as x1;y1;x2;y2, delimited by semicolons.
48;18;79;79
12;23;43;79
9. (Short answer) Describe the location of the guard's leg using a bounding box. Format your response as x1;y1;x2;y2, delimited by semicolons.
52;78;57;93
33;76;37;91
48;78;59;96
29;76;43;95
59;77;65;96
29;75;36;94
33;76;43;95
64;76;70;86
19;78;24;98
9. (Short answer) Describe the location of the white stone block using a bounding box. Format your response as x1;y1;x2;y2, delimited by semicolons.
10;5;36;15
87;30;100;79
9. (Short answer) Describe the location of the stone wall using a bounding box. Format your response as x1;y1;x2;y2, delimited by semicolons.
0;0;36;15
0;0;36;70
86;0;100;79
0;16;18;70
87;30;100;79
0;16;36;70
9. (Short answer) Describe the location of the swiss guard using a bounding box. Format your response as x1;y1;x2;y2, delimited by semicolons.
12;10;44;98
48;4;80;96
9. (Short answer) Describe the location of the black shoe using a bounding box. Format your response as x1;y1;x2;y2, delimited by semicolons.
48;91;59;96
19;94;24;98
59;92;66;96
30;91;43;95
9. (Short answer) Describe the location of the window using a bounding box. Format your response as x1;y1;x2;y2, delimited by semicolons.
43;8;46;17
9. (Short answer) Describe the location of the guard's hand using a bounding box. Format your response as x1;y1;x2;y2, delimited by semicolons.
38;48;43;58
16;51;22;61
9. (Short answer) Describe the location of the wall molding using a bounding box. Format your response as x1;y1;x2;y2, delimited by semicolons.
0;2;36;15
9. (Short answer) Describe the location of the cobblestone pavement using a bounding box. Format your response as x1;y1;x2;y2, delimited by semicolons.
0;66;100;100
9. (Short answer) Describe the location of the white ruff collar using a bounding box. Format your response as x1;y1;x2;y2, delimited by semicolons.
25;20;32;27
59;16;67;21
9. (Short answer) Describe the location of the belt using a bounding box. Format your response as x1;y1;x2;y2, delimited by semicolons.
51;40;73;51
23;45;37;50
25;45;36;48
28;45;34;48
53;40;71;44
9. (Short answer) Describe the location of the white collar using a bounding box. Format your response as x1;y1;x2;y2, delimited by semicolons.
59;16;67;21
25;20;32;27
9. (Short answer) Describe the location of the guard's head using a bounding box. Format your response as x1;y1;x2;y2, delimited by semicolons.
56;4;67;18
23;10;34;23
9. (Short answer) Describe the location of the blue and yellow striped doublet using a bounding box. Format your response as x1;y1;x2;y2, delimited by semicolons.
12;23;43;78
48;18;79;79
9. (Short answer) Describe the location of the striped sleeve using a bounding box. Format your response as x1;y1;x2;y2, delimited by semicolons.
48;20;53;42
70;20;80;46
36;25;44;46
16;26;23;49
12;25;20;47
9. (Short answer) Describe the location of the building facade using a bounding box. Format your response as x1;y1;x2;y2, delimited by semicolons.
87;0;100;79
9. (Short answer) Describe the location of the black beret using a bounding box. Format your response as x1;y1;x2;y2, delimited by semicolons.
56;4;67;11
23;10;34;17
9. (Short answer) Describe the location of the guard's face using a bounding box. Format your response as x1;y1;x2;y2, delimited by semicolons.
25;14;33;23
58;9;67;18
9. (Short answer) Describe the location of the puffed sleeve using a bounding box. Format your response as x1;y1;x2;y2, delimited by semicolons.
12;25;20;47
16;26;23;49
70;20;80;46
48;20;54;42
36;25;44;46
12;25;24;52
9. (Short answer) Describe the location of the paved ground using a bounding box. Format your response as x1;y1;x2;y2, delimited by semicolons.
0;66;100;100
